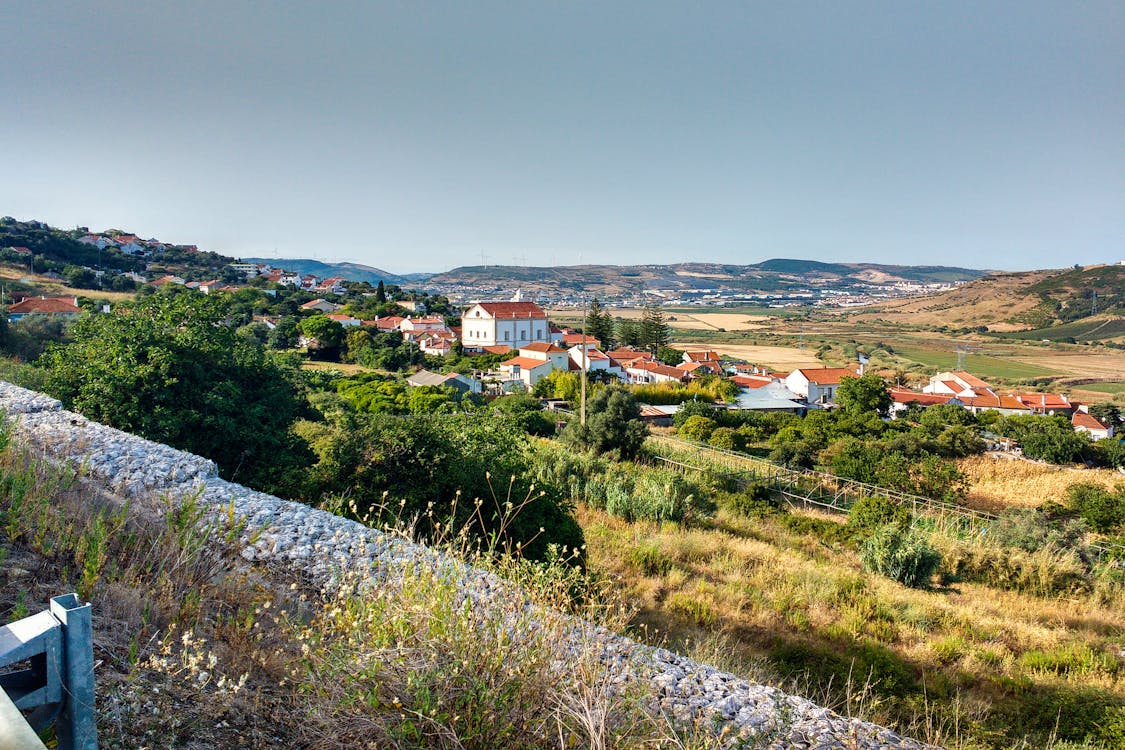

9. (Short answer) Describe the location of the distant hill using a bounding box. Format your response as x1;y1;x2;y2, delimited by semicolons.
856;264;1125;337
426;259;986;297
241;258;408;286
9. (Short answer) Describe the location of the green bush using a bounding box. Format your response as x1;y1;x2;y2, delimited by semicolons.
848;495;911;536
707;426;741;452
989;507;1087;552
859;525;941;588
678;415;717;442
723;483;776;518
1066;483;1125;533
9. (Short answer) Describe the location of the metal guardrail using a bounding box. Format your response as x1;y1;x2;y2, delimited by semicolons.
0;594;96;750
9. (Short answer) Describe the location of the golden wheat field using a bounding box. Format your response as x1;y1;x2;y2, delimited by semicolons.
672;342;823;370
958;454;1125;512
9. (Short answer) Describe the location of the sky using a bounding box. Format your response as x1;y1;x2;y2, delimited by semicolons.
1;2;1121;274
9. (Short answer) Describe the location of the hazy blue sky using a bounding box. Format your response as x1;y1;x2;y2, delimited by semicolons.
2;2;1121;273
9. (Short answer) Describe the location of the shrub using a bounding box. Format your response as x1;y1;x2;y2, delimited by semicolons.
628;542;673;576
707;426;741;451
859;525;941;588
1066;483;1125;533
678;415;717;442
723;483;776;518
989;507;1088;552
848;495;911;536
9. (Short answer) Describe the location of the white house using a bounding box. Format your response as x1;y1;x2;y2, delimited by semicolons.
784;367;860;405
625;361;686;384
497;356;556;388
1072;409;1114;440
519;342;571;369
407;369;482;394
325;313;362;328
461;301;549;349
568;344;622;379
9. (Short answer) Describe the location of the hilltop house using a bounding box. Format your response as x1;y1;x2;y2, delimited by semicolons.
785;367;860;405
461;301;549;350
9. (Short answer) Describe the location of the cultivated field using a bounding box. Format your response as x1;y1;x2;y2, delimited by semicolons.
612;308;776;331
672;342;823;370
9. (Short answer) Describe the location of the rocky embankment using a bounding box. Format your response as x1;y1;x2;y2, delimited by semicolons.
0;380;935;749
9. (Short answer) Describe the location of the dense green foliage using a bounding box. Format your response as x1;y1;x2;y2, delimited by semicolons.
40;293;310;493
560;387;647;461
995;414;1093;464
300;412;582;560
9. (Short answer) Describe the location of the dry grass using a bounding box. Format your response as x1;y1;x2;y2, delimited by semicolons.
958;454;1125;512
670;342;822;370
0;263;138;303
578;500;1125;749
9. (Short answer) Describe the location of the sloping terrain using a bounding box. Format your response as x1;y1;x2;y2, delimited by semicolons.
428;259;985;297
855;265;1125;331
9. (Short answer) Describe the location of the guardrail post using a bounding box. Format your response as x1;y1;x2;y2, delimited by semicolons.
50;595;96;750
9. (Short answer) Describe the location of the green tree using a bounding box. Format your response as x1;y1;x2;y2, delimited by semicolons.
616;318;641;348
40;293;309;493
561;387;647;461
375;279;387;303
584;298;615;349
639;304;670;353
299;315;345;360
656;346;683;367
267;316;300;350
836;373;892;417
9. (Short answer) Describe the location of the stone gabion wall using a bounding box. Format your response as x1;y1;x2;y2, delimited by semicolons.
0;381;933;749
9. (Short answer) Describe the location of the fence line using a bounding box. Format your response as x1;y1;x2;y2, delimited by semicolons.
646;434;1125;561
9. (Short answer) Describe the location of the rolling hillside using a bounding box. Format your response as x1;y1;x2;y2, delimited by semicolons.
240;258;407;286
427;259;985;297
855;264;1125;335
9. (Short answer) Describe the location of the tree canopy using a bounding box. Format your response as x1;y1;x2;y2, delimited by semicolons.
41;293;309;493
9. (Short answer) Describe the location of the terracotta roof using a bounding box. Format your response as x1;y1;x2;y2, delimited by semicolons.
940;380;964;393
472;301;547;319
9;297;81;314
520;342;566;353
794;367;859;385
1072;412;1108;430
684;351;720;362
732;375;773;389
953;371;991;389
889;389;955;406
480;345;513;355
607;348;651;361
631;361;685;379
562;334;601;348
501;356;554;370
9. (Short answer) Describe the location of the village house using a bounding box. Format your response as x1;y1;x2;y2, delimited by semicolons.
407;369;481;394
1072;409;1114;440
625;360;686;384
326;313;362;328
8;296;82;322
784;366;861;405
460;301;549;350
300;299;342;314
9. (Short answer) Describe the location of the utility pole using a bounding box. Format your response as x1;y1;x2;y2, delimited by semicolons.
580;296;588;426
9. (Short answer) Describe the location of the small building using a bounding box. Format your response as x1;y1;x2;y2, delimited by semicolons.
785;366;860;405
1072;409;1114;440
8;296;82;321
406;369;482;394
300;299;341;314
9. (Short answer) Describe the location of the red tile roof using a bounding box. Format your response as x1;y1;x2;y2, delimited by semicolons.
630;361;685;379
1072;412;1108;430
732;375;773;389
953;371;991;389
888;389;956;406
520;342;566;353
9;296;81;314
794;367;859;385
473;302;547;319
563;334;602;348
501;356;554;369
684;350;720;362
480;345;515;355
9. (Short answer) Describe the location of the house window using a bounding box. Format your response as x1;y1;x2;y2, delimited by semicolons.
504;331;509;341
